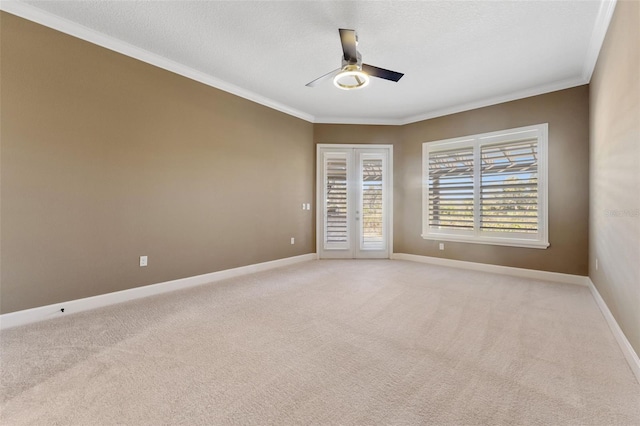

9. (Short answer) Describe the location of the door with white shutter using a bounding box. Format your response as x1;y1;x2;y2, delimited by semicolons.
317;145;392;259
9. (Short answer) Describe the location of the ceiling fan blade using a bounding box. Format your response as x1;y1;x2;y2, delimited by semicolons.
362;64;404;82
305;68;341;87
339;28;358;63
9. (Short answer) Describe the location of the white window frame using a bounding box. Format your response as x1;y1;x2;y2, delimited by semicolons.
422;123;549;249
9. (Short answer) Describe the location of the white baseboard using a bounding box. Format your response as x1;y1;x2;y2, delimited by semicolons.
5;252;637;385
390;253;639;383
0;253;316;330
391;253;589;286
587;278;640;384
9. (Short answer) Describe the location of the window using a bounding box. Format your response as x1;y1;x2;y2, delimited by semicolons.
422;123;549;249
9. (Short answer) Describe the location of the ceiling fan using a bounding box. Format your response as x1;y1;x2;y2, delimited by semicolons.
305;29;404;90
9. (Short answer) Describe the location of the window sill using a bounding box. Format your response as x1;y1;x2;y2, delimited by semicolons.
421;234;549;249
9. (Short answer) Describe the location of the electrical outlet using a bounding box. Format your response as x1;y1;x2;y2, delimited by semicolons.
302;203;306;210
140;256;148;267
290;237;295;245
306;203;311;210
439;243;445;250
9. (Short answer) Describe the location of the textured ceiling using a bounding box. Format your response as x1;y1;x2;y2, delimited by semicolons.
4;1;614;124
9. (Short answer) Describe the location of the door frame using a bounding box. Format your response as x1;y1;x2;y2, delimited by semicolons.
316;144;393;259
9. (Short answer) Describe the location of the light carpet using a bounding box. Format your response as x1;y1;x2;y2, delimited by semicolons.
1;259;639;425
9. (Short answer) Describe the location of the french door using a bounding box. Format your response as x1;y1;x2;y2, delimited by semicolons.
317;145;392;259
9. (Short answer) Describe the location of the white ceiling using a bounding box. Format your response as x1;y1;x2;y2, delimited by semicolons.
2;1;615;125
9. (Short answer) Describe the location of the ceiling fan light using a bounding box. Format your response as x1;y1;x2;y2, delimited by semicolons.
333;69;370;90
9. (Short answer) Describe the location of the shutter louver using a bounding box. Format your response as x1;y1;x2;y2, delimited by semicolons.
423;124;547;248
428;147;474;231
480;139;538;233
325;158;348;244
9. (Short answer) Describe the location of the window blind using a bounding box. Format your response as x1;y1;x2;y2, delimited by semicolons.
480;139;538;233
422;123;548;249
325;158;348;244
427;147;475;231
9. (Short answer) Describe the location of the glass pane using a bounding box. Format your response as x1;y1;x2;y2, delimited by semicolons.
361;157;383;248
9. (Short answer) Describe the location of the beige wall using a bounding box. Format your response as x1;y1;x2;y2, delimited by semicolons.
589;0;640;355
400;87;590;275
0;13;315;314
0;10;597;316
316;87;590;275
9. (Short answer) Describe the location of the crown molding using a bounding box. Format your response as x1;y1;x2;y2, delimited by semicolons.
313;116;403;126
396;76;589;125
1;0;610;127
314;76;588;126
582;0;617;82
0;1;315;123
